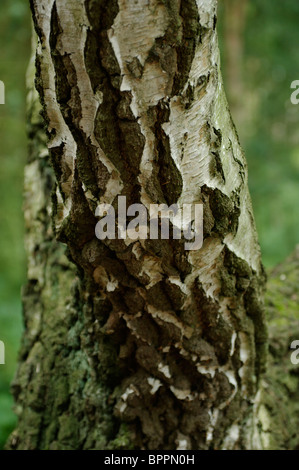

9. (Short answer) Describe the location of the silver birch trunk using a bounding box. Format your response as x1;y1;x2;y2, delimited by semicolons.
7;0;271;450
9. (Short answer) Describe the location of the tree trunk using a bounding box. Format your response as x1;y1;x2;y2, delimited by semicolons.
7;0;269;450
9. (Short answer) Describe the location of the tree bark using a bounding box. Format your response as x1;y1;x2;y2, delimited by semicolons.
7;0;269;450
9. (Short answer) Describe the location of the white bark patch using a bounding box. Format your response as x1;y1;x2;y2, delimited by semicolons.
247;389;263;450
176;439;188;450
55;186;72;231
222;424;240;450
238;331;255;396
206;409;219;443
170;386;195;401
230;331;237;357
107;279;119;292
138;121;160;207
93;266;119;293
55;1;123;208
122;313;151;344
162;26;219;206
183;238;224;309
108;0;173;209
168;276;189;296
118;384;140;414
195;0;217;29
147;377;162;395
147;305;193;339
158;362;171;379
224;197;261;273
212;59;261;273
131;242;143;260
108;0;169;69
140;255;164;289
33;0;76;216
255;393;271;449
196;365;216;378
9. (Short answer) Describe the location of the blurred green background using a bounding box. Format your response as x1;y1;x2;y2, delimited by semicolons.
218;0;299;267
0;0;299;449
0;0;30;448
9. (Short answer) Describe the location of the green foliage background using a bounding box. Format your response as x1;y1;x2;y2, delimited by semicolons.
219;0;299;267
0;0;299;449
0;0;30;448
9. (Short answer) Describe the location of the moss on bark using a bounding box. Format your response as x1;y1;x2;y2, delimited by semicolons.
258;246;299;449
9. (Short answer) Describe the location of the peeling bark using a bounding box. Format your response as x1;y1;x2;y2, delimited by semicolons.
7;0;268;450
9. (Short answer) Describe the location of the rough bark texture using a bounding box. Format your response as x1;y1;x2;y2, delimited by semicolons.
7;0;270;450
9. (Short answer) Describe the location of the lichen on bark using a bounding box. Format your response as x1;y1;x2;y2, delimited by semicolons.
257;247;299;450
